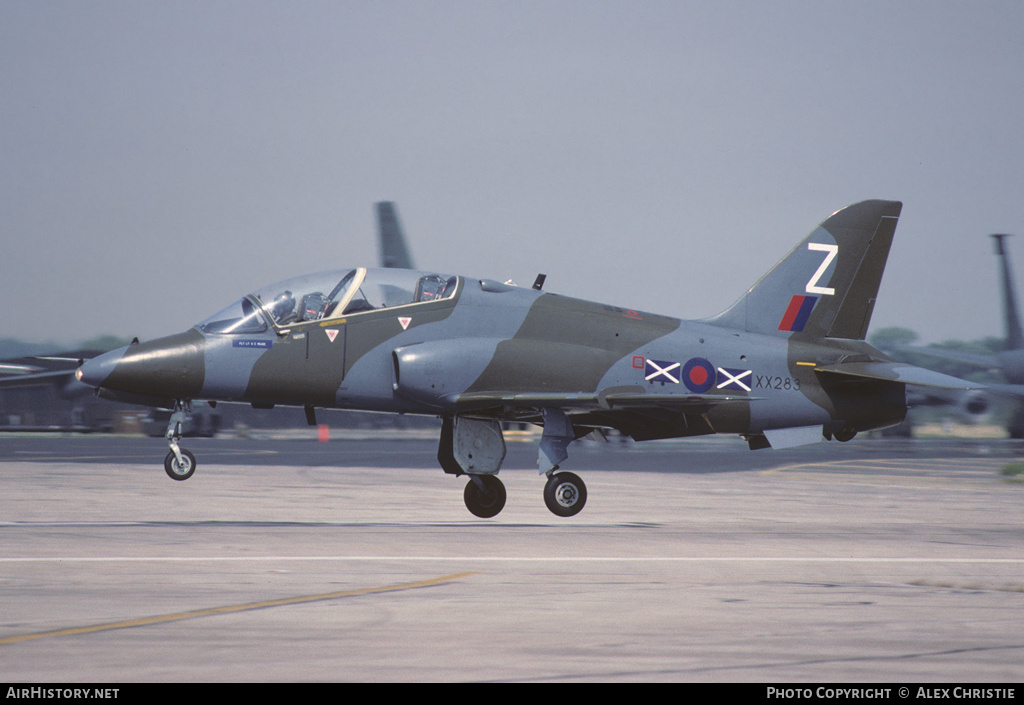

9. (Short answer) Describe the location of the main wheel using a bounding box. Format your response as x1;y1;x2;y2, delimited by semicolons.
164;449;196;481
834;427;857;442
464;474;506;518
544;471;587;517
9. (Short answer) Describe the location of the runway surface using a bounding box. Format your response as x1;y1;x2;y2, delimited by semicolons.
2;433;1023;682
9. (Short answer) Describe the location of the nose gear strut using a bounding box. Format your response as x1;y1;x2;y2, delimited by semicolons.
164;401;197;481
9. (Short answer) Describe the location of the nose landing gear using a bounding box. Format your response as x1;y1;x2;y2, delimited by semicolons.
163;402;196;481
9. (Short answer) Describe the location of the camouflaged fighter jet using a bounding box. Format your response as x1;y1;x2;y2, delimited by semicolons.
74;200;977;518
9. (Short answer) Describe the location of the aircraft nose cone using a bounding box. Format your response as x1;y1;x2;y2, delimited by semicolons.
76;347;129;389
75;330;206;401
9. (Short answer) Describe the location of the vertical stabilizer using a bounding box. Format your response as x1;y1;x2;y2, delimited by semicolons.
706;200;902;341
376;201;415;269
991;234;1024;351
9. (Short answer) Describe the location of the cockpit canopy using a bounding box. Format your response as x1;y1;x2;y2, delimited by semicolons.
198;268;458;335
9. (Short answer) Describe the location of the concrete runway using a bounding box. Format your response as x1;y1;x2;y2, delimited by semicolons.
2;434;1023;682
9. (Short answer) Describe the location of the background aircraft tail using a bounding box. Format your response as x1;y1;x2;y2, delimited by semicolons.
376;201;416;269
706;200;902;341
991;234;1024;351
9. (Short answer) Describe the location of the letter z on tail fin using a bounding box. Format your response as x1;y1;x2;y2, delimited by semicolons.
706;200;902;341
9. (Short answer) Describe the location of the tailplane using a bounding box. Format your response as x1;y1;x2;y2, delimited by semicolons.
706;200;902;341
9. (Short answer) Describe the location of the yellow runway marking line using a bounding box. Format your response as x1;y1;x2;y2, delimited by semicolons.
759;461;857;476
0;571;477;646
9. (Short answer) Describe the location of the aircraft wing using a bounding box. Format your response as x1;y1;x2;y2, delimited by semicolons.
0;366;96;401
814;361;983;390
453;387;758;412
0;368;79;388
453;388;761;442
0;361;45;375
0;350;101;394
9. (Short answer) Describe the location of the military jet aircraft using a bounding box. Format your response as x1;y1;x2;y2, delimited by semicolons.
898;233;1024;435
74;200;976;518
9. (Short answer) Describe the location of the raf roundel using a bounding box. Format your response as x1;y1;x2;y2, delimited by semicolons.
682;357;716;393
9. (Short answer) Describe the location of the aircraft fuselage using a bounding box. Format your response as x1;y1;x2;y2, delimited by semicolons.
79;271;905;443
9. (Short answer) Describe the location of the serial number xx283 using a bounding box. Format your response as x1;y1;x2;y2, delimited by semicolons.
754;375;801;391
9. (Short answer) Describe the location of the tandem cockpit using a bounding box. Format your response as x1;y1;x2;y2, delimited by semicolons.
198;267;459;335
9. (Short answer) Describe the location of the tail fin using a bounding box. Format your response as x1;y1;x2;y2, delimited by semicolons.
991;234;1024;350
706;200;902;340
376;201;416;269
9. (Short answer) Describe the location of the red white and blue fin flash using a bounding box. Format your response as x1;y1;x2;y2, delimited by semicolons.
778;295;818;333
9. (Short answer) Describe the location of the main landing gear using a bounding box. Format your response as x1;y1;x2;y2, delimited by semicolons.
440;412;589;518
542;470;587;518
464;474;506;518
440;413;591;518
163;402;196;481
460;470;588;519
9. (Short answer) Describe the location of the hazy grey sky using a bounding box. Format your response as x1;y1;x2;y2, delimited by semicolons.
2;1;1022;346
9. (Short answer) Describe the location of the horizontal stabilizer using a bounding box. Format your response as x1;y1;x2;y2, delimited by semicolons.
814;361;982;390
